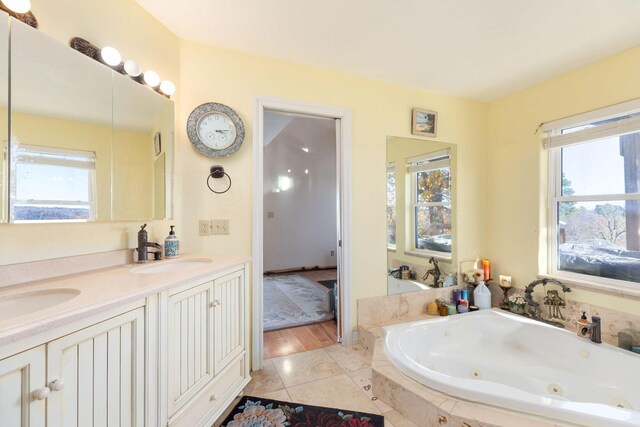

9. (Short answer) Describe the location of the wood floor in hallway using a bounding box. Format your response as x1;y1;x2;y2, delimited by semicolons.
263;268;338;359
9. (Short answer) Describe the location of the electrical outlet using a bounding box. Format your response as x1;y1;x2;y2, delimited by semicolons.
210;219;229;235
199;220;210;236
330;250;335;256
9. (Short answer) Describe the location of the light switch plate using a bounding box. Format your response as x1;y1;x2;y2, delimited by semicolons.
210;219;229;235
199;220;210;236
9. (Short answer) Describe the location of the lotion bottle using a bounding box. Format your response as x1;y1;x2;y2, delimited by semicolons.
577;311;590;338
164;225;179;258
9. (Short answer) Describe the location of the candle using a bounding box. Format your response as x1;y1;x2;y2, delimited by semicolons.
482;259;491;281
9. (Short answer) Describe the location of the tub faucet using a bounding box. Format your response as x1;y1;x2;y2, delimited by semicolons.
580;316;602;343
136;224;162;263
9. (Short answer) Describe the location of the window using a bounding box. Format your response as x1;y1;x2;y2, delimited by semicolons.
408;150;451;257
11;145;97;222
545;102;640;286
386;163;396;249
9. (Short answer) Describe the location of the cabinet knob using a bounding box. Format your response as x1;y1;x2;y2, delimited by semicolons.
33;387;50;401
209;394;217;402
49;379;65;392
210;300;221;308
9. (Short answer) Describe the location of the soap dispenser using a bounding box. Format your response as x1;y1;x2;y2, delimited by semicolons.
164;225;179;258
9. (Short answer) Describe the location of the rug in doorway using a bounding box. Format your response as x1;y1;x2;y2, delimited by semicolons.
219;395;384;427
264;275;334;331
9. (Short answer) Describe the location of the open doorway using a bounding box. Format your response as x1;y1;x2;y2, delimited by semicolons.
262;111;339;358
251;97;352;370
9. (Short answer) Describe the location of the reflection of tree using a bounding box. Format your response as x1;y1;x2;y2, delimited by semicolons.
387;172;396;244
416;169;451;235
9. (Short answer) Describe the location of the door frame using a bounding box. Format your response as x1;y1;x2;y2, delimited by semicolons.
251;96;353;371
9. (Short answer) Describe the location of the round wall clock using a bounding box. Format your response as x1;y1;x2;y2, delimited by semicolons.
187;102;245;158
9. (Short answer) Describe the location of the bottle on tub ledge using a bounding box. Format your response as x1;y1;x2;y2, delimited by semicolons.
164;225;180;258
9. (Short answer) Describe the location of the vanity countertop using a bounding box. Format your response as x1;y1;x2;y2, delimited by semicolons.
0;254;250;347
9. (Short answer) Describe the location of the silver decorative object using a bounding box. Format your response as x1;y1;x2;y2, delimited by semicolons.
524;278;571;328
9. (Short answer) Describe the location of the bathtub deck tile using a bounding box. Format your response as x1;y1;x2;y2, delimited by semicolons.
448;400;576;427
347;367;395;414
383;410;419;427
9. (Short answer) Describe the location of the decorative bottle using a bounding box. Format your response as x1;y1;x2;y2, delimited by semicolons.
164;225;179;258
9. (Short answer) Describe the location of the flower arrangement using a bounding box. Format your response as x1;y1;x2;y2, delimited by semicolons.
507;293;526;314
507;294;526;306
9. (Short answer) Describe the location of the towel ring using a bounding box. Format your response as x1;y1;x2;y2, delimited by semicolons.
207;165;232;194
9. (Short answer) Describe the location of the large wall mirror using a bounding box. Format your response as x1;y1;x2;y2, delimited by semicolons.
7;18;173;223
386;136;457;295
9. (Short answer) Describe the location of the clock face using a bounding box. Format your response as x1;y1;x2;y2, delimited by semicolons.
197;112;237;150
187;102;245;158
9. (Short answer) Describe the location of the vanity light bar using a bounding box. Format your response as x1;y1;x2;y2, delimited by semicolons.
69;37;176;98
0;0;37;28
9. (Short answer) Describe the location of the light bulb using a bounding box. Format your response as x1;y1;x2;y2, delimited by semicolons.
124;60;141;77
2;0;31;13
159;80;176;96
143;70;160;87
100;47;121;67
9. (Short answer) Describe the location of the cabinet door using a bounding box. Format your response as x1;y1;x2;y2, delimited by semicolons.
46;308;145;427
167;281;214;416
214;269;245;372
0;346;46;427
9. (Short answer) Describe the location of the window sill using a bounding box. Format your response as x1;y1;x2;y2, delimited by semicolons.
404;250;452;262
387;247;396;253
537;273;640;301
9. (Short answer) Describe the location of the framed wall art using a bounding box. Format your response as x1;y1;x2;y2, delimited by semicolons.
412;108;438;137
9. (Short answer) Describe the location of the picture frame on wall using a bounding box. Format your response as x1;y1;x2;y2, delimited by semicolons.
412;108;438;137
154;132;162;156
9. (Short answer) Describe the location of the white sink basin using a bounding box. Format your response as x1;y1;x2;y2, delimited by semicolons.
0;289;80;322
130;258;213;274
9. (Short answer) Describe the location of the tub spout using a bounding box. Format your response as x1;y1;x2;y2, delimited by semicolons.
580;316;601;344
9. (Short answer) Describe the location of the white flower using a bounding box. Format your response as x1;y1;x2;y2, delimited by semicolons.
227;405;287;427
508;294;526;305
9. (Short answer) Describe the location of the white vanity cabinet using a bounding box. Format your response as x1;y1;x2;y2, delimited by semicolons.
0;306;145;427
46;307;145;427
165;267;249;427
0;346;46;426
0;256;250;427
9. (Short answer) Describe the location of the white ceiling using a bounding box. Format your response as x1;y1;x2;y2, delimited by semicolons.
134;0;640;101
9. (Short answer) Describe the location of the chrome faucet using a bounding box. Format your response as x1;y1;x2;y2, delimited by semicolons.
136;224;162;263
581;316;602;343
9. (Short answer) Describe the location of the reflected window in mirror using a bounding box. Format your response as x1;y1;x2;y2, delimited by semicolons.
387;162;396;250
409;150;452;258
11;145;96;222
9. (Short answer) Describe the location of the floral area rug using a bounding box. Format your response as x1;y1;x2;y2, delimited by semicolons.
263;275;334;331
219;396;384;427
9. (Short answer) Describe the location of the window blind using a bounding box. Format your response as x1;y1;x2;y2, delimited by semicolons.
406;149;450;173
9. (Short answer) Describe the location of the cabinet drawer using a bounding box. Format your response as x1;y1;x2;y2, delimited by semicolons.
169;353;248;427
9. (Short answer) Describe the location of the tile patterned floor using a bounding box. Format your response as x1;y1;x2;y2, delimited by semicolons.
214;345;416;427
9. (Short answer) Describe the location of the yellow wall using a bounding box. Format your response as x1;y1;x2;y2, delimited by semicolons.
487;45;640;315
0;0;180;265
112;128;154;220
176;40;490;325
